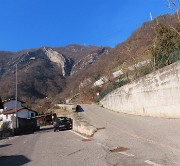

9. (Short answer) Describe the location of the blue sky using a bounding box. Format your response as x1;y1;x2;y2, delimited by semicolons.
0;0;172;51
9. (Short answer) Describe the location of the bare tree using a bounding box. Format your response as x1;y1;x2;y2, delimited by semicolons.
166;0;180;20
165;0;180;35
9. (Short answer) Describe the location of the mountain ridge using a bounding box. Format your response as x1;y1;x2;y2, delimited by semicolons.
0;13;179;106
0;45;110;103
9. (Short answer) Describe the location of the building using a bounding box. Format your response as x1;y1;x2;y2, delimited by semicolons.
112;69;124;78
2;98;23;111
0;97;4;122
0;98;37;129
36;113;53;126
93;77;108;87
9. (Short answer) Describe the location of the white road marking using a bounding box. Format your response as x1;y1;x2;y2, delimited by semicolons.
118;151;135;157
70;130;89;139
144;160;162;166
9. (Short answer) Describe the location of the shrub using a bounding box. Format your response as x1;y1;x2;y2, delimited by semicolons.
100;79;127;99
151;23;180;69
0;121;10;131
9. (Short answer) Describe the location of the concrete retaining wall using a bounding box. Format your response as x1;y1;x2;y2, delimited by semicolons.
101;61;180;118
54;105;97;137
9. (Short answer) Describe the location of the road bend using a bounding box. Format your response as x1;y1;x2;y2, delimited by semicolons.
79;104;180;166
0;104;180;166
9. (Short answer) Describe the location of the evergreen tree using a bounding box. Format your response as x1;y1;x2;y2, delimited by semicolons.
151;23;180;69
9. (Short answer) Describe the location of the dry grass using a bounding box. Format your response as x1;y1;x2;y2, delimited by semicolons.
52;108;73;116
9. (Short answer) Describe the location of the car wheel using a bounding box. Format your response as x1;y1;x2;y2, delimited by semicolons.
54;129;56;132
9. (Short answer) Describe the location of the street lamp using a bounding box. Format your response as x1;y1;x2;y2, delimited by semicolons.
15;64;18;131
15;58;35;131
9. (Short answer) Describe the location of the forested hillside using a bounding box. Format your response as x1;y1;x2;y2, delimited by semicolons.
0;13;179;110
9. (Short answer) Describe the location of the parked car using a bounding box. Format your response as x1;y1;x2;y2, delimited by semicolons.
53;117;72;132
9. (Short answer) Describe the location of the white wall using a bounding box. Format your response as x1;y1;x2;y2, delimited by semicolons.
0;109;36;129
17;109;36;118
101;61;180;118
0;114;14;129
1;100;22;129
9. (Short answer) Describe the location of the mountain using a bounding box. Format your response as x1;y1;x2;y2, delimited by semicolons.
0;45;110;103
0;13;179;106
63;14;179;103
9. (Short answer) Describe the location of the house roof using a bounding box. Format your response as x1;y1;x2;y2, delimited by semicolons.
2;98;25;104
2;107;37;115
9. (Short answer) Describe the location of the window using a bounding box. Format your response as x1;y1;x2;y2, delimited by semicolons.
6;115;8;119
31;113;34;117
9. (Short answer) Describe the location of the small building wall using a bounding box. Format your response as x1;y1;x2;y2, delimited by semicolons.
17;109;36;118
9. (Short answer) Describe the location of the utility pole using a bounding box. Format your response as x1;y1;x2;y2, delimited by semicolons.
11;63;18;135
14;58;35;133
15;63;18;132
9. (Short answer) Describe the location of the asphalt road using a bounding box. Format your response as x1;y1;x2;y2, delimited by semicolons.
0;104;180;166
79;104;180;166
0;128;110;166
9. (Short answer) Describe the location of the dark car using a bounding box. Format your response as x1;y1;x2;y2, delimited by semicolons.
53;117;73;132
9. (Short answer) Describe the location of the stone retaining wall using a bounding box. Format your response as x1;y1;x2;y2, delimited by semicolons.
101;61;180;118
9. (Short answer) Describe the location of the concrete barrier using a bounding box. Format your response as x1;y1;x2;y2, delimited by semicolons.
101;61;180;118
53;105;97;137
69;113;97;137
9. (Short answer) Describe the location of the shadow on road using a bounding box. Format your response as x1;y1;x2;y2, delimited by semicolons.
0;144;11;148
16;126;54;136
19;131;35;135
35;126;54;134
40;126;53;131
76;105;84;112
0;155;31;166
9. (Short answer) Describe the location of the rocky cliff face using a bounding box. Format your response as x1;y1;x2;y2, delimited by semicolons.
0;45;110;101
19;47;73;77
43;47;73;77
71;47;109;75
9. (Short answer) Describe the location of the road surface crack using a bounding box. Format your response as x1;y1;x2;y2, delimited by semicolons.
67;148;84;157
